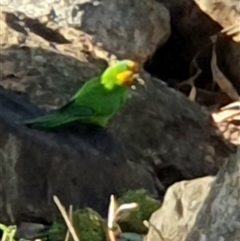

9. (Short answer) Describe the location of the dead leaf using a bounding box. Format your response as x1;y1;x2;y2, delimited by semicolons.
53;196;80;241
64;205;73;241
212;109;240;123
221;24;240;42
210;37;240;101
212;101;240;122
220;101;240;111
107;195;120;241
178;69;201;101
211;101;240;145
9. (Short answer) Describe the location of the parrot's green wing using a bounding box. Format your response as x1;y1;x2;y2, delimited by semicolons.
24;103;96;129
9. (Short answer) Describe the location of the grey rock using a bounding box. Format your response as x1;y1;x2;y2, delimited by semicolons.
146;149;240;241
1;0;171;64
146;176;215;241
109;72;235;187
186;148;240;241
71;0;170;64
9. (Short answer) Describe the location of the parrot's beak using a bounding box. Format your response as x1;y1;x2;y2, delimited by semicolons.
133;74;145;86
126;60;145;87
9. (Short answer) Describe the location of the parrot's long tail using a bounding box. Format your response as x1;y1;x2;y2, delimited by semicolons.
24;113;80;129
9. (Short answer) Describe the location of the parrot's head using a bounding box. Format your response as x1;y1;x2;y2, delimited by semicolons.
101;60;139;89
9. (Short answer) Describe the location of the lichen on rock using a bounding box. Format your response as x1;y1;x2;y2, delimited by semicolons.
118;189;161;234
70;208;106;241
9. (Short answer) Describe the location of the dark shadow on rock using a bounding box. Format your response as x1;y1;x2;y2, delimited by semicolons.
4;11;71;44
146;0;221;83
0;85;160;238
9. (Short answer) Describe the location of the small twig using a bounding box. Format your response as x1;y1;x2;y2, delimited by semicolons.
211;101;240;145
143;220;167;241
1;232;7;241
53;196;80;241
210;36;240;101
220;101;240;111
107;195;118;241
114;203;138;223
212;110;240;123
64;205;73;241
221;24;240;42
107;195;139;241
177;50;202;102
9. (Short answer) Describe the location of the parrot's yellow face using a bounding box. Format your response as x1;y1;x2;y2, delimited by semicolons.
116;60;139;87
101;60;139;89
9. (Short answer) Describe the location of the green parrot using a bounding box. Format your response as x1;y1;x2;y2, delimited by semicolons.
24;60;139;129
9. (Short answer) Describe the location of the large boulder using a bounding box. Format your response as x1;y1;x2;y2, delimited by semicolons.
71;0;171;64
146;148;240;241
186;148;240;241
146;176;215;241
1;0;170;65
0;0;170;107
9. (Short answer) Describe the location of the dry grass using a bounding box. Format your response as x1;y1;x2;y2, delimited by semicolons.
0;195;139;241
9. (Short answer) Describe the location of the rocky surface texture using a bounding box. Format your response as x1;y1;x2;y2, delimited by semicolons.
1;0;170;65
0;0;170;108
146;176;215;241
0;0;239;241
185;148;240;241
146;149;240;241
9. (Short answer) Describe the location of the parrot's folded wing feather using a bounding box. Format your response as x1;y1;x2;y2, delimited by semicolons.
24;103;96;129
69;77;98;101
59;99;94;115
